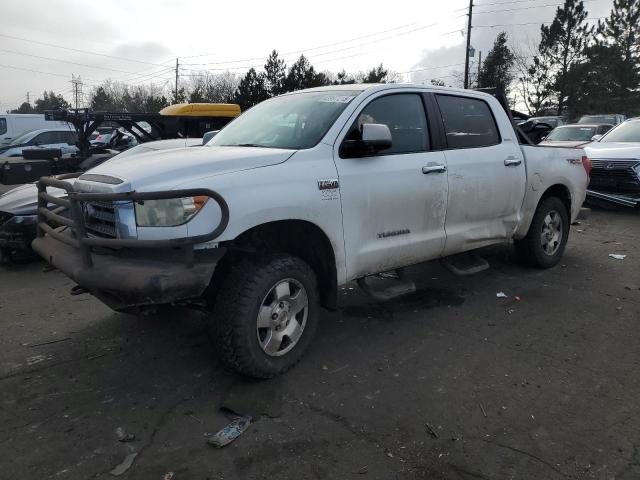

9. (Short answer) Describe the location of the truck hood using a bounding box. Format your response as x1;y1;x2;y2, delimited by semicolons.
84;145;295;190
585;142;640;160
0;183;67;216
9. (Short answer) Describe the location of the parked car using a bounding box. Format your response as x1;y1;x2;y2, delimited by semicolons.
578;114;626;125
0;114;71;145
0;128;78;158
33;84;589;378
539;124;614;147
88;127;115;143
584;118;640;207
526;116;566;128
0;137;203;262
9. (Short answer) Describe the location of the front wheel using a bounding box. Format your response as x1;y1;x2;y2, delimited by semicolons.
514;196;569;268
210;255;319;378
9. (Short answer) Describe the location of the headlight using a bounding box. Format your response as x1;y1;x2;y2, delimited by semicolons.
135;196;208;227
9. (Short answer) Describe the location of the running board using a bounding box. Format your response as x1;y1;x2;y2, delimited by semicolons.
440;252;489;276
357;271;416;302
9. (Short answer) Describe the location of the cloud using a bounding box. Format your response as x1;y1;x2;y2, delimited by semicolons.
111;42;172;63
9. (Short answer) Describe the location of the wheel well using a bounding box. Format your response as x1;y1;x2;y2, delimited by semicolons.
541;184;571;216
212;220;338;310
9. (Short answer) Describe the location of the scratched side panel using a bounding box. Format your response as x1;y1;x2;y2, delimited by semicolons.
514;145;588;239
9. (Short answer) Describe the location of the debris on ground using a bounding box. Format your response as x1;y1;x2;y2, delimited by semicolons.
110;452;138;476
206;416;252;448
425;423;439;438
496;292;507;298
115;427;135;443
163;473;174;480
514;296;521;301
357;465;369;474
609;254;627;260
479;403;487;418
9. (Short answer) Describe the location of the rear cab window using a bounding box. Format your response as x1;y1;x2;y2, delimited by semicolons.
435;94;501;149
343;93;430;155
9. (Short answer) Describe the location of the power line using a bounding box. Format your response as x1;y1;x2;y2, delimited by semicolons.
0;48;143;74
474;0;603;14
474;16;606;28
0;33;168;67
180;22;420;61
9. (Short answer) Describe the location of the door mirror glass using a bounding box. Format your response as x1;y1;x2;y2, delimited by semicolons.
361;123;392;150
341;123;392;157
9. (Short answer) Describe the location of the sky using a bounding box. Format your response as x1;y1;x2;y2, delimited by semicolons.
0;0;616;112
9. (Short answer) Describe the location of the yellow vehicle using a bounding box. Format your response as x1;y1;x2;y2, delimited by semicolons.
159;103;241;138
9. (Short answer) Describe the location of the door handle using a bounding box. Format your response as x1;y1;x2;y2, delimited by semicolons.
504;156;522;167
422;164;447;174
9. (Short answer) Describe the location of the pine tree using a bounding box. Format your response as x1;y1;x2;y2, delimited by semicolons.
264;50;287;97
362;64;388;83
34;91;70;113
235;68;268;110
598;0;640;101
477;32;515;94
538;0;592;114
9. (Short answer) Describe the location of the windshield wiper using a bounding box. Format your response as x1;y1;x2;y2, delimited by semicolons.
231;143;265;147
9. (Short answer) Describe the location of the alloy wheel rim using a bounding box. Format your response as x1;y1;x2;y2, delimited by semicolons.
540;210;563;256
256;278;308;357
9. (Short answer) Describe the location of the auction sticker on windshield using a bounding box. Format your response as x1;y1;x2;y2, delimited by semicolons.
318;95;354;103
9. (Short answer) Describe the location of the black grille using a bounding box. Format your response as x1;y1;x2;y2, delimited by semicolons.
83;201;117;238
589;159;640;193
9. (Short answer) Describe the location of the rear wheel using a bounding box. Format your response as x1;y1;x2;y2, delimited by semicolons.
514;196;569;268
210;255;319;378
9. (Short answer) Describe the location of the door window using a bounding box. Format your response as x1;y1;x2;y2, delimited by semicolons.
345;94;430;154
31;132;56;145
436;94;500;149
0;118;6;135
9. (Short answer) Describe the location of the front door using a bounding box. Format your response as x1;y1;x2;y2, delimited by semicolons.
335;92;449;280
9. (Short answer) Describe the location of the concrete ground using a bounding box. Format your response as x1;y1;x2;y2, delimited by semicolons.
0;208;639;480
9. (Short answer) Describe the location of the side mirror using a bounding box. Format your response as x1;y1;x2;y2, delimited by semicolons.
341;123;392;157
202;130;220;145
591;134;603;141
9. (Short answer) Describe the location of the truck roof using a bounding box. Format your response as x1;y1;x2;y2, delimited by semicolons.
291;83;485;96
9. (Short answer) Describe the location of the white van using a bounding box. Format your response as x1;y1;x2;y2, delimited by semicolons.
0;114;71;145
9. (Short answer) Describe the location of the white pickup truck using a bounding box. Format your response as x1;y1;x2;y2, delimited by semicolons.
33;84;589;377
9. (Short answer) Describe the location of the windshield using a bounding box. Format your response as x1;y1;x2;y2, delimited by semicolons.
580;115;617;124
600;121;640;143
546;126;595;141
8;130;37;145
210;91;358;149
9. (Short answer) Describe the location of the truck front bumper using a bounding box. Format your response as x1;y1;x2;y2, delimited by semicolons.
32;174;230;313
33;232;226;312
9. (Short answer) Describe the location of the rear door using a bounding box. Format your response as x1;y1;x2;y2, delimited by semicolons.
335;91;449;279
433;93;527;255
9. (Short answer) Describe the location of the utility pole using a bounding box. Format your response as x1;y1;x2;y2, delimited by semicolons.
70;75;83;109
26;92;30;105
477;51;482;88
463;0;474;89
174;58;179;104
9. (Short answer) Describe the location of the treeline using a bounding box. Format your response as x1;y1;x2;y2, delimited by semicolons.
8;52;393;114
514;0;640;117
